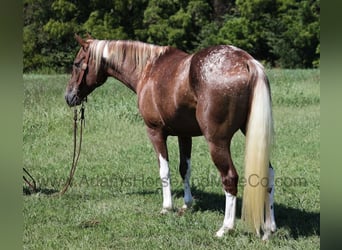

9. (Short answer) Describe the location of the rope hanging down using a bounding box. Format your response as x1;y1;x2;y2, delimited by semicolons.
59;102;86;195
23;167;37;193
23;102;86;196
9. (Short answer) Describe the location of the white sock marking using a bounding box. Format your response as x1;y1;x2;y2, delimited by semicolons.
182;158;193;209
216;191;236;237
262;167;277;240
159;154;172;212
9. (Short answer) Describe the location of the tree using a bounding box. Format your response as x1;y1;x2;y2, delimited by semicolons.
139;0;211;51
203;0;320;68
23;0;320;72
23;0;54;72
270;0;320;68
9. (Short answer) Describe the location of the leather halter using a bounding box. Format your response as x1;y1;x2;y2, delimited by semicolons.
76;47;91;86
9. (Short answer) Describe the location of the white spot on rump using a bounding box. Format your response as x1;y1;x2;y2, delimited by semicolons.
200;46;247;89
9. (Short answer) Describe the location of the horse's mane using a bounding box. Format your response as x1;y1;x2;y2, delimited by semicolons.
89;39;169;74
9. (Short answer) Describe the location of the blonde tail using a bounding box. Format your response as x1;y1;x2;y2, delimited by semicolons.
242;60;274;235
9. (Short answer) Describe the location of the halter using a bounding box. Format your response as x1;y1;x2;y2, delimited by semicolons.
76;47;91;86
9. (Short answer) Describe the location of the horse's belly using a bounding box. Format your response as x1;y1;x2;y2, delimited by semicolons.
163;107;202;136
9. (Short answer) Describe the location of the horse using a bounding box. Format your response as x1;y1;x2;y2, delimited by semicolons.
65;34;277;240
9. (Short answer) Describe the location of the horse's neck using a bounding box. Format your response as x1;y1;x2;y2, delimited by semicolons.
104;41;168;92
107;66;139;93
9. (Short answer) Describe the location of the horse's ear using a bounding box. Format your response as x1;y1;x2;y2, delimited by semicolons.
86;33;93;40
74;34;89;49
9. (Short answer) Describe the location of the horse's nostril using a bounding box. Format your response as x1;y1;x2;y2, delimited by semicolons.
65;92;78;107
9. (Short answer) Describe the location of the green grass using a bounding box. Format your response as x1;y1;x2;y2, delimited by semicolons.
23;69;320;249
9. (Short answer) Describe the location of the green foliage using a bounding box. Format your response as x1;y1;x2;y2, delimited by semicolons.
213;0;320;68
141;0;211;50
83;10;128;39
23;0;320;72
266;0;320;68
218;16;255;51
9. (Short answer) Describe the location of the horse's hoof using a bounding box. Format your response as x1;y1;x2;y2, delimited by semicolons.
215;226;233;238
181;203;191;210
262;227;276;241
160;207;172;214
262;232;271;241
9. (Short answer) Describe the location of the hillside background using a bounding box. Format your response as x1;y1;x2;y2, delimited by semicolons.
23;0;320;73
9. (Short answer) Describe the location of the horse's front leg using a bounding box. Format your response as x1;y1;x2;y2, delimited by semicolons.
147;127;172;214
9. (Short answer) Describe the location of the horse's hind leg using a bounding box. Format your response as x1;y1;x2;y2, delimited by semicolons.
195;94;243;237
178;136;193;209
262;164;277;240
206;140;239;237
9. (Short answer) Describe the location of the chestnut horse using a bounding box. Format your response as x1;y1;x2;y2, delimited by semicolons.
65;35;276;240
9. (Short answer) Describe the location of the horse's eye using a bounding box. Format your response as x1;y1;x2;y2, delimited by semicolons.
74;62;80;68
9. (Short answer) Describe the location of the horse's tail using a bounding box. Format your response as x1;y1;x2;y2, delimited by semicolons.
242;59;274;235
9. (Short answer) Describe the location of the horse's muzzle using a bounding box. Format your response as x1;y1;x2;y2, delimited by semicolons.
65;91;82;107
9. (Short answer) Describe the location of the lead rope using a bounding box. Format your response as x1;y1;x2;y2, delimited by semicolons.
23;103;86;196
58;102;85;195
23;167;37;193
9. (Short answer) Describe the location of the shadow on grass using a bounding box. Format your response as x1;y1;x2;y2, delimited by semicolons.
175;187;319;239
24;183;319;239
23;187;59;196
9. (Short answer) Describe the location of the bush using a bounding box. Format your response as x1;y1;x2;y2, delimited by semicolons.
23;0;319;72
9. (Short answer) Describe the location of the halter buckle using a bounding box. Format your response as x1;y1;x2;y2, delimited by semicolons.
81;63;88;70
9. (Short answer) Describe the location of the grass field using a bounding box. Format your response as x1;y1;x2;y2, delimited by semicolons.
23;69;320;249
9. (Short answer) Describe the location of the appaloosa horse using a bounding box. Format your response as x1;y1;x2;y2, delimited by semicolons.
65;35;276;240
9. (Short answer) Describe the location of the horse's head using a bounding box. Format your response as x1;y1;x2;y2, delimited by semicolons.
65;34;108;107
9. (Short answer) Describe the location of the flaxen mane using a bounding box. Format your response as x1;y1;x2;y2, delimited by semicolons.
89;40;168;74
